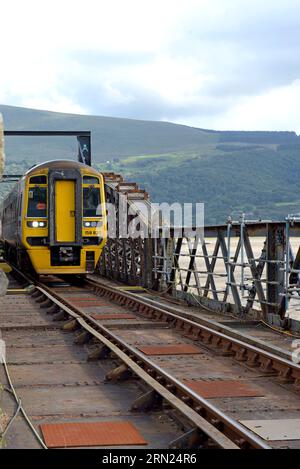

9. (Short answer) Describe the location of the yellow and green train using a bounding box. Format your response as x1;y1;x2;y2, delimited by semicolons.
0;160;107;276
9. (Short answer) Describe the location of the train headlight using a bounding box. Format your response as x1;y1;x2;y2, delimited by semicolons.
83;221;100;228
27;221;47;228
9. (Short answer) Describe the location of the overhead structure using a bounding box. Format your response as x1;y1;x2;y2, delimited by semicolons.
1;130;92;183
4;130;91;166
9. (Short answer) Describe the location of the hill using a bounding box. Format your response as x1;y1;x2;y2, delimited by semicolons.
1;104;300;225
0;104;218;161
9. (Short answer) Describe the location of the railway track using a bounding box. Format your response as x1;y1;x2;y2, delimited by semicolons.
1;269;182;449
2;266;300;449
85;277;300;387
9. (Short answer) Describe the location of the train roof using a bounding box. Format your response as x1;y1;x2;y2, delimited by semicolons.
25;160;101;177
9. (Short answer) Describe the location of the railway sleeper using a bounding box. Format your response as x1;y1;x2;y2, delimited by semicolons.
246;351;260;368
52;309;68;321
273;362;294;384
200;331;213;345
106;363;132;383
131;389;162;412
39;298;54;309
30;288;43;298
174;319;185;332
87;344;110;361
219;339;234;356
35;293;47;303
232;346;248;362
47;303;61;315
184;328;201;341
259;357;277;375
62;318;79;331
294;377;300;392
74;330;92;345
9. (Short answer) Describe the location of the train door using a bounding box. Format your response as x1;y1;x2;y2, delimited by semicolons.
55;180;76;242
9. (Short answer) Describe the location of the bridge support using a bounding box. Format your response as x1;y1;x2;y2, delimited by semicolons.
96;170;300;333
266;224;285;322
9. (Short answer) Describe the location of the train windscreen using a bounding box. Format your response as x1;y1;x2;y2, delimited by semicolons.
83;187;101;217
27;187;47;217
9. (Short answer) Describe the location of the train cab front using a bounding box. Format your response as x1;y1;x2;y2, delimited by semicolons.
23;163;107;275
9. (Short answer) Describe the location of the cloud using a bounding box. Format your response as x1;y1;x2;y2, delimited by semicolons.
212;79;300;133
0;0;300;130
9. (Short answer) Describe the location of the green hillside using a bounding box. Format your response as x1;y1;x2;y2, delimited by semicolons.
0;104;218;161
1;104;300;225
90;143;300;225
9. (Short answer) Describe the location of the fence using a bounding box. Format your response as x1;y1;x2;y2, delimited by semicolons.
98;178;300;332
152;219;300;332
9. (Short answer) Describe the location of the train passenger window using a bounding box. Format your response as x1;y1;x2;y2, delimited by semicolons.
83;176;99;184
83;187;101;217
27;187;47;217
30;175;47;184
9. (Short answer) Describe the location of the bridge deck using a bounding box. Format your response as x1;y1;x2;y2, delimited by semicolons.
1;268;300;449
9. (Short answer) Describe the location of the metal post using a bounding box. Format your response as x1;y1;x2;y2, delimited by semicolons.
143;237;154;289
240;212;245;297
285;217;291;313
219;230;242;314
226;216;232;289
154;237;158;280
266;223;285;318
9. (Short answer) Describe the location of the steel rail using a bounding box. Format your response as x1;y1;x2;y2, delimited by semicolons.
85;278;300;390
78;318;238;450
30;282;271;449
87;278;296;360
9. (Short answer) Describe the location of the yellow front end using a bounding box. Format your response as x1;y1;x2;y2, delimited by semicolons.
27;244;106;275
22;165;107;275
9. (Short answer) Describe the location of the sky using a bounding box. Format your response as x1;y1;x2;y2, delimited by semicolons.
1;0;300;132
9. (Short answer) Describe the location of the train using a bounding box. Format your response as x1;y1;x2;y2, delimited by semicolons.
0;160;107;276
